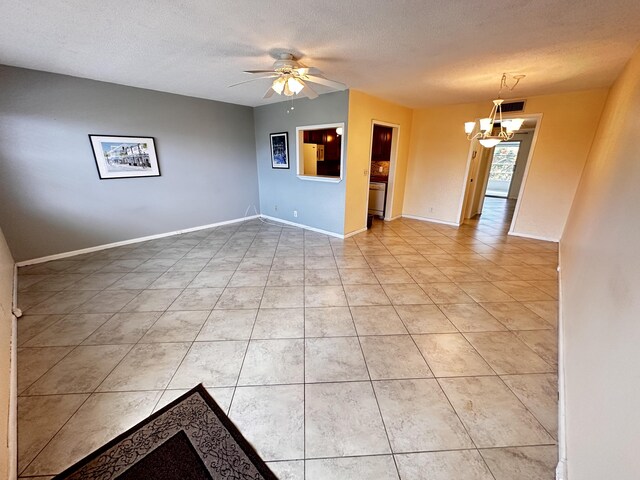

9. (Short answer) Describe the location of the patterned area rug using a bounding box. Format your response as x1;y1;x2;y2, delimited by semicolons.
53;384;277;480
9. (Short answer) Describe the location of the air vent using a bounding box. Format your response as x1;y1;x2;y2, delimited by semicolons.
501;100;526;113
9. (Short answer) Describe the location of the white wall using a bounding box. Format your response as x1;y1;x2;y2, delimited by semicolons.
0;227;15;478
560;47;640;479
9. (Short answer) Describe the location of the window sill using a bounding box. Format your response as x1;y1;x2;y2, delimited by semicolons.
297;175;342;183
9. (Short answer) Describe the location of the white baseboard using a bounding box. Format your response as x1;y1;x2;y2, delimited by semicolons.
385;214;402;221
260;215;344;238
15;215;260;267
508;229;559;243
556;458;567;480
344;226;368;238
401;214;461;227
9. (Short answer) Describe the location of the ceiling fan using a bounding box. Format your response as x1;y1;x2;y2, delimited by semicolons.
229;52;347;100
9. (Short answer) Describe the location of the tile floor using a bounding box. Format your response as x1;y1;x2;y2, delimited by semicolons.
16;197;559;479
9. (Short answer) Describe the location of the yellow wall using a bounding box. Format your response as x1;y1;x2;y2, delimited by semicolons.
0;227;15;478
403;89;607;239
345;90;413;234
560;47;640;479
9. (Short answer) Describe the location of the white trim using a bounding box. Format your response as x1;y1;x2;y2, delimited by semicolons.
15;215;259;267
387;214;402;221
402;214;461;227
296;175;342;183
296;122;345;181
556;250;568;480
8;266;17;480
508;113;544;233
260;215;344;238
508;230;559;243
344;226;368;238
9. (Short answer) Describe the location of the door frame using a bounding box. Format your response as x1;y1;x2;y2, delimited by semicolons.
457;113;543;232
363;120;401;226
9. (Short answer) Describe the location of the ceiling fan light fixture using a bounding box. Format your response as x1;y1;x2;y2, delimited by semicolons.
271;77;285;94
479;117;492;132
336;127;343;135
508;118;525;131
287;76;304;95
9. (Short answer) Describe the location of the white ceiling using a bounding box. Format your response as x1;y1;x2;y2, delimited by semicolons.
1;0;639;108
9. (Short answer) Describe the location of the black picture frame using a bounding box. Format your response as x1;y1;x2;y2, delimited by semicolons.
270;132;289;169
89;134;161;179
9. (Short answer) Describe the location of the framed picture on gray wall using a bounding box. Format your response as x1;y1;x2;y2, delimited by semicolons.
89;135;161;179
270;132;289;169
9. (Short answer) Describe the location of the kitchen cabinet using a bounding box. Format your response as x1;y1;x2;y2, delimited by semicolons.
371;125;392;161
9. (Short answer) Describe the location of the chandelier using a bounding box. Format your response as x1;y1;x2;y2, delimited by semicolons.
465;73;526;148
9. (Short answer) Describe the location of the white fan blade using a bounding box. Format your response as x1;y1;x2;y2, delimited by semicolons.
294;67;321;76
304;75;347;90
263;87;275;99
228;75;278;88
302;81;319;99
243;70;276;74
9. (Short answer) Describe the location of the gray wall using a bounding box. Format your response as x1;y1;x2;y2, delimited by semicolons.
0;66;259;261
254;91;349;235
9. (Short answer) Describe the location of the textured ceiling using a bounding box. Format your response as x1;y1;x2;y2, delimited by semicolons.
1;0;639;108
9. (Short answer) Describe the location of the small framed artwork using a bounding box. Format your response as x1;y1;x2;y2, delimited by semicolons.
270;132;289;169
89;135;160;179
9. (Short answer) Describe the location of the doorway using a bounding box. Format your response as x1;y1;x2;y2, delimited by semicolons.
486;141;520;198
366;120;400;225
459;115;541;231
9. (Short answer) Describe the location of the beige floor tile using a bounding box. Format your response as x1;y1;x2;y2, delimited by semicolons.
305;268;341;286
304;307;356;337
374;268;415;284
72;290;140;314
366;255;401;269
228;270;269;287
148;271;198;289
492;281;554;302
419;282;475;304
305;285;348;307
237;257;273;271
480;302;552;330
439;376;554;447
261;286;304;308
22;313;112;347
439;304;506;332
480;446;558;480
267;269;304;286
187;270;233;288
18;394;88;474
229;384;304;461
343;284;390;306
24;344;131;395
23;391;161;476
335;256;370;269
522;301;558;327
350;305;408;335
98;342;190;391
140;310;209;342
305;456;399;480
120;288;183;312
360;335;432;380
338;268;379;285
252;308;304;339
457;282;515;302
528;280;559;299
413;333;494;377
17;346;73;394
84;312;161;345
27;274;89;292
394;305;457;334
17;314;65;346
153;386;234;413
169;341;247;388
374;379;473;452
382;284;432;305
238;339;304;385
464;332;552;374
106;271;163;290
515;329;558;367
267;460;304;480
395;450;494;480
305;382;390;458
196;309;256;341
27;290;100;315
167;287;223;310
215;286;264;309
305;337;369;382
502;374;558;438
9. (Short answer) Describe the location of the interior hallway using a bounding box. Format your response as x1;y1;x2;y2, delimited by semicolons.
16;214;559;479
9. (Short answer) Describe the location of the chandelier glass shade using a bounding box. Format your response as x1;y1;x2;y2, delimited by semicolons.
465;73;526;148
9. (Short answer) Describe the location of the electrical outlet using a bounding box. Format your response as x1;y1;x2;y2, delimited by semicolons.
293;210;298;218
429;207;434;213
274;205;278;211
